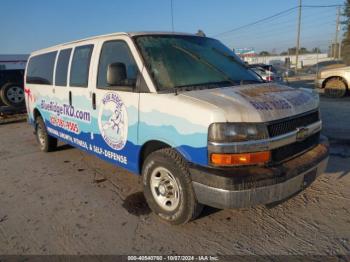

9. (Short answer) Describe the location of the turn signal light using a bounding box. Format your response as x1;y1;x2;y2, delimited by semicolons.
210;151;271;166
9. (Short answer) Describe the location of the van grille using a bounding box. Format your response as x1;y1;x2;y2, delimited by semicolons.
267;111;319;137
271;132;320;163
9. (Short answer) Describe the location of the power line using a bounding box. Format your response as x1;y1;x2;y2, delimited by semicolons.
303;4;345;8
225;12;335;40
213;4;345;38
212;6;299;37
224;13;335;43
220;13;298;37
229;20;334;41
243;21;334;42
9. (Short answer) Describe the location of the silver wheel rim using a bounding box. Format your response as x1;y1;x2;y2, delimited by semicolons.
6;86;24;104
150;167;180;212
37;124;46;148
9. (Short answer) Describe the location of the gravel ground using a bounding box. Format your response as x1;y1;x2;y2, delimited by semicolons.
0;120;349;256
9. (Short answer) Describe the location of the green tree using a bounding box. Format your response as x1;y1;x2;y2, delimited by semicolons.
342;0;350;65
280;47;312;55
311;47;321;53
299;47;310;54
287;47;296;55
259;51;270;56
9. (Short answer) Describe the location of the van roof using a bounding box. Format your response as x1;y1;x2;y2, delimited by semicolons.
30;31;195;56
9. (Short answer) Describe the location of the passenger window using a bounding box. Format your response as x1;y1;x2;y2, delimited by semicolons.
55;48;72;86
70;45;93;87
97;41;138;89
26;51;57;85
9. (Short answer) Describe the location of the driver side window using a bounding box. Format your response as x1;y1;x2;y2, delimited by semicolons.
97;40;138;90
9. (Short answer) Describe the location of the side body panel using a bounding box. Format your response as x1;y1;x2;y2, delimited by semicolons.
138;93;222;166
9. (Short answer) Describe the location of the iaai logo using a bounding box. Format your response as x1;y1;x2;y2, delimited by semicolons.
98;92;128;150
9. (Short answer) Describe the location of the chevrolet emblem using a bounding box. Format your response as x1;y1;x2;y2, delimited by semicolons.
296;127;309;141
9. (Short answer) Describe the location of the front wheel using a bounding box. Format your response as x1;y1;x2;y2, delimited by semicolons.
35;116;57;152
142;148;203;225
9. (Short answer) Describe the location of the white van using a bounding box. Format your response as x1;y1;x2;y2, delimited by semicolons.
25;32;329;224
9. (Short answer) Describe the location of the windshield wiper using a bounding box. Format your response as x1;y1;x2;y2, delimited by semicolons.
240;79;263;84
157;81;232;95
175;80;233;90
172;45;238;87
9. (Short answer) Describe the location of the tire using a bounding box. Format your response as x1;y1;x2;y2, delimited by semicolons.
142;148;203;225
324;77;348;98
35;116;57;152
0;82;25;108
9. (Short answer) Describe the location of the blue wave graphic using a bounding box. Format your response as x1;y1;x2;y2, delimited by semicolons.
44;120;208;174
33;94;209;173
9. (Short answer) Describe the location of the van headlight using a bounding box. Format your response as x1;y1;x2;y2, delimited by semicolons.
208;123;269;143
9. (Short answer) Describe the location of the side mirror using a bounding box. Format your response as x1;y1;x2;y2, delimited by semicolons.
107;62;127;86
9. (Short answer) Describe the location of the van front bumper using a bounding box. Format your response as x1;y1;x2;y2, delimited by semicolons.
189;136;329;209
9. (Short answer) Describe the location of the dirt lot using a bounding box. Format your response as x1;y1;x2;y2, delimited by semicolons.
0;121;349;256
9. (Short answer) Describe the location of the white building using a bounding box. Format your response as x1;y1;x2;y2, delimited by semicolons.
243;53;332;67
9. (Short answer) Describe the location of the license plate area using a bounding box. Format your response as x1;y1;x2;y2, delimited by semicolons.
302;169;317;188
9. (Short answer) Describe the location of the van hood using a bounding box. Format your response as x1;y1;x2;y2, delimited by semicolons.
179;83;319;122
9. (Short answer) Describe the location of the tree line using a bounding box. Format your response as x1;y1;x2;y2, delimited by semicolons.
342;0;350;65
259;47;322;56
260;0;350;62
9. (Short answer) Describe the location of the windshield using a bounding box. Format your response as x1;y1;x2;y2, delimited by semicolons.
133;35;261;91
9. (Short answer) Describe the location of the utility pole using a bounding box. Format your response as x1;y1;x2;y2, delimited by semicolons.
295;0;302;74
171;0;174;32
334;6;340;59
316;47;319;74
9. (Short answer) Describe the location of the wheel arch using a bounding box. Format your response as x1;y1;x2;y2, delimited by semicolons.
322;76;348;89
33;108;42;120
139;140;172;173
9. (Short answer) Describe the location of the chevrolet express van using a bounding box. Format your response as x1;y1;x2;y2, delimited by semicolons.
25;32;329;224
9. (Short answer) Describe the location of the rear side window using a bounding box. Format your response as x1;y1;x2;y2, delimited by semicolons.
55;48;72;86
26;51;57;85
97;41;138;88
70;45;93;87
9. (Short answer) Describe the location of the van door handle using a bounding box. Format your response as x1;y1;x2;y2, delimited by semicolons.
92;93;96;110
69;91;72;106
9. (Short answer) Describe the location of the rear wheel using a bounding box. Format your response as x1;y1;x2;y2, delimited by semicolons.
35;116;57;152
142;148;203;225
0;82;25;108
324;77;348;98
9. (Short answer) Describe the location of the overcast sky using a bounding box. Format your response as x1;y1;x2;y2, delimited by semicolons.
1;0;344;54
